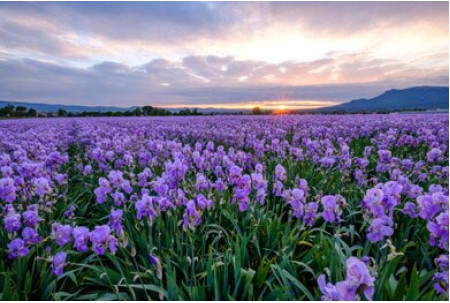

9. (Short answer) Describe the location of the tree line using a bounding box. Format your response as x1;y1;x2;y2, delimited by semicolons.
0;105;37;117
0;105;205;118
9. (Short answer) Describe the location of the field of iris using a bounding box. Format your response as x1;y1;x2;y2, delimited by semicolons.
0;114;448;300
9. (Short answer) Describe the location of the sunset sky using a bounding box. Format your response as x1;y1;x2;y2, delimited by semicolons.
0;1;448;109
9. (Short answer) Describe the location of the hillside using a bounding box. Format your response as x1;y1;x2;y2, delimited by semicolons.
317;86;449;112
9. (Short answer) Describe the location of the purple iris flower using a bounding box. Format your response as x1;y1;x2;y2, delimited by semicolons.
228;165;243;185
112;191;125;207
317;275;342;301
303;202;319;226
4;213;21;233
0;177;17;202
109;209;124;235
90;225;117;255
135;194;158;221
318;257;375;301
64;205;75;218
52;252;67;277
321;195;338;223
402;202;418;218
183;200;202;230
149;254;163;279
72;226;90;252
367;216;394;243
8;238;29;259
22;209;40;227
108;170;124;188
94;177;112;204
34;177;52;196
195;173;210;191
195;194;213;210
22;227;41;245
274;164;287;181
121;179;133;194
417;195;441;220
51;223;73;246
427;211;449;249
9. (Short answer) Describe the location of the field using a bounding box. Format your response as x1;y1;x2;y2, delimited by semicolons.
0;114;448;300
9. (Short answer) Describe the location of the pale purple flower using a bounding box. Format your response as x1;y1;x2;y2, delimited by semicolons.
4;213;21;232
378;149;391;162
108;170;124;188
109;209;124;235
417;195;441;220
195;194;213;210
183;200;202;230
90;225;117;255
51;223;73;246
121;179;133;194
318;257;375;301
321;195;338;223
52;252;67;277
274;164;287;181
303;202;319;226
402;202;418;218
112;191;125;207
135;194;158;221
273;180;284;197
346;257;375;297
195;173;210;191
72;226;90;252
22;227;41;245
367;216;393;243
427;211;449;249
213;178;226;192
34;177;52;196
0;177;17;202
317;275;342;301
228;165;242;185
94;177;112;204
22;209;40;227
8;238;29;259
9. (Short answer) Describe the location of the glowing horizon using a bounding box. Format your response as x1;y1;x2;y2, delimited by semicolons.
161;100;339;110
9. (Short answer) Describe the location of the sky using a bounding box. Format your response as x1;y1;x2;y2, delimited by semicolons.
0;1;448;109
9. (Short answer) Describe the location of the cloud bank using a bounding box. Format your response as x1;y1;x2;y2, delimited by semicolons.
0;2;447;108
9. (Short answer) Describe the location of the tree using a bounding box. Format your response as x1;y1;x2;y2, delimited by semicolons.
27;108;37;117
134;107;143;116
16;106;27;117
142;106;154;116
3;104;15;117
252;107;263;115
58;109;68;117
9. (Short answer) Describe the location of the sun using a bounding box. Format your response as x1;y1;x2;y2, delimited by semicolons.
278;104;286;110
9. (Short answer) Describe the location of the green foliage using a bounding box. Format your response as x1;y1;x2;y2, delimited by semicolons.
0;137;447;300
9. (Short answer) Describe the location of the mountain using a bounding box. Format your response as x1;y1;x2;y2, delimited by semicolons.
316;86;449;112
0;100;136;113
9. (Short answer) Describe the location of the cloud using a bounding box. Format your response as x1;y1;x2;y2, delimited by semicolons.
0;54;447;107
0;2;447;64
0;2;447;108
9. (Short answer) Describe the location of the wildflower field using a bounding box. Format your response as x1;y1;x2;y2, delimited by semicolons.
0;114;448;301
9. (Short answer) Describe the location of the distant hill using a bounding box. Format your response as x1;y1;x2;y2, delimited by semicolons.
316;86;449;112
0;100;136;113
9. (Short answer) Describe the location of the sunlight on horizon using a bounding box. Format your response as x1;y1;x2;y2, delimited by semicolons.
161;100;339;110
